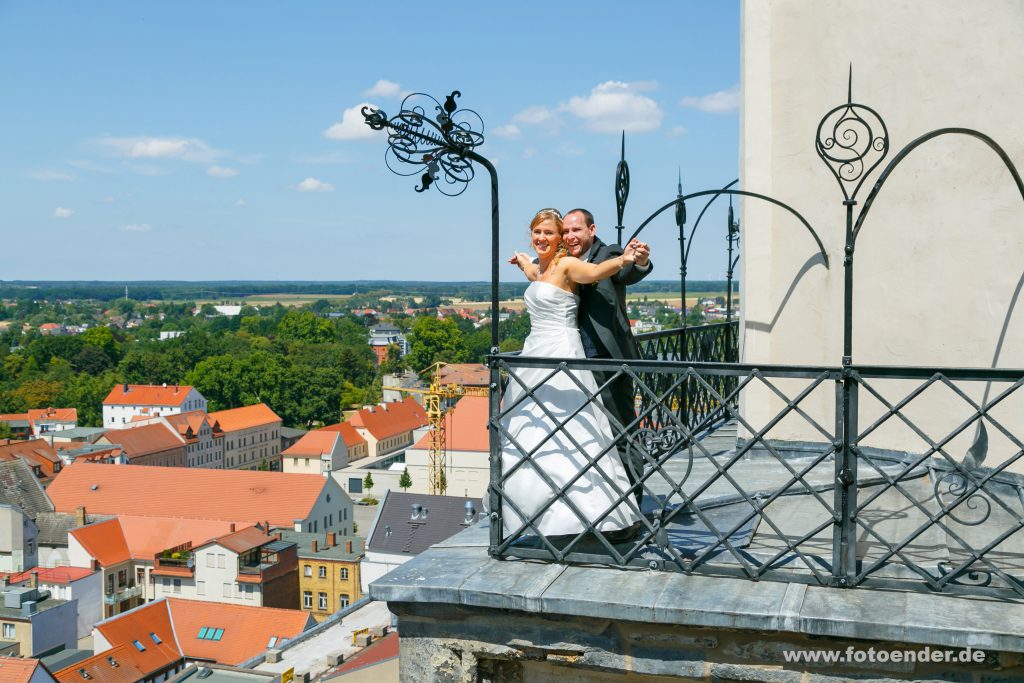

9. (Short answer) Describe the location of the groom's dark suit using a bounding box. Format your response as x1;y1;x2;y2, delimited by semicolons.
577;237;653;499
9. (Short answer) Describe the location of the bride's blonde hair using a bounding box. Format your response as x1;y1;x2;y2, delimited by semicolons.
530;208;569;266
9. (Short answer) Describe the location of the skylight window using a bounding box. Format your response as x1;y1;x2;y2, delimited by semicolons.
267;636;278;648
132;640;146;652
150;632;162;644
212;628;224;641
197;627;225;641
198;627;209;639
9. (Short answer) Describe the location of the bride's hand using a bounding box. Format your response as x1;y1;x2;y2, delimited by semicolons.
509;252;533;272
621;240;640;265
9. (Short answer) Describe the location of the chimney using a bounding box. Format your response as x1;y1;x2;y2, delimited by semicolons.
122;383;129;392
229;523;236;532
29;572;38;589
174;385;179;394
327;532;336;547
273;533;281;541
312;540;318;552
345;540;352;554
76;506;87;528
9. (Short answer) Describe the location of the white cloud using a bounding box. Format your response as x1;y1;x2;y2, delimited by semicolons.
513;106;557;126
294;177;334;193
207;165;239;178
53;207;75;219
492;124;522;139
93;136;222;163
235;199;247;207
120;223;152;232
680;85;740;114
362;79;404;98
25;169;73;182
561;81;663;133
324;103;385;141
669;125;688;137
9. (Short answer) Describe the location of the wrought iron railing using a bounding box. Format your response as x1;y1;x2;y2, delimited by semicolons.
486;354;1024;599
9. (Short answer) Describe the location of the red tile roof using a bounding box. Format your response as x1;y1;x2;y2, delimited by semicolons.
54;642;164;683
163;411;219;441
9;566;95;585
28;407;78;425
438;363;489;387
206;525;272;554
48;463;333;527
412;396;488;452
99;423;184;459
282;432;340;458
330;631;399;677
0;656;48;683
208;404;281;432
83;601;183;681
0;439;62;478
166;598;313;665
103;384;196;407
348;397;428;441
69;518;130;567
318;422;366;448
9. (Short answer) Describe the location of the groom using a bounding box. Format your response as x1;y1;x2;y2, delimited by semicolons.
562;208;652;509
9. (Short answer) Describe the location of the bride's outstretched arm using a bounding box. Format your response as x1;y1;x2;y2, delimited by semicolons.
563;243;638;284
509;252;540;281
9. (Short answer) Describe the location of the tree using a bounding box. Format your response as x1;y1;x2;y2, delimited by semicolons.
0;422;11;439
362;472;374;497
407;317;468;371
379;344;408;376
276;310;335;344
80;326;120;362
399;467;412;492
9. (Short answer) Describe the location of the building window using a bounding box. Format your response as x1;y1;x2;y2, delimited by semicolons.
318;592;328;610
2;623;14;639
173;579;181;593
223;583;231;598
302;591;312;609
340;568;348;580
304;564;312;577
217;553;225;569
118;570;127;587
318;566;326;579
339;594;350;609
197;581;205;595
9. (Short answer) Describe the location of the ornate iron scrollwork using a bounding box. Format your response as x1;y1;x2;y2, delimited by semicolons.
931;423;991;526
362;90;485;196
815;70;889;202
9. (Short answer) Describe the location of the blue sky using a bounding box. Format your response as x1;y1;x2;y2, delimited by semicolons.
0;1;741;282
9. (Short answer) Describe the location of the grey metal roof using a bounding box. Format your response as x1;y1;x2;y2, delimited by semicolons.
367;491;482;556
263;539;296;553
35;511;113;547
280;427;307;439
0;459;53;516
52;427;107;440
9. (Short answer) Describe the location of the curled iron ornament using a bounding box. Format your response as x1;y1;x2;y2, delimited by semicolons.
362;90;485;197
815;71;889;202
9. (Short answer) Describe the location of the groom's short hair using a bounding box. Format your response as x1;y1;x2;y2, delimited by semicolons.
565;208;595;227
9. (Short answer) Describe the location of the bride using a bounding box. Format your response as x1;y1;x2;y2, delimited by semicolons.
500;208;644;540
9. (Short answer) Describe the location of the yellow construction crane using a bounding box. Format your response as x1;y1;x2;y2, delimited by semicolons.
383;362;488;495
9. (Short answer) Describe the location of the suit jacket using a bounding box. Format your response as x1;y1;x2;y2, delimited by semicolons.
577;237;653;360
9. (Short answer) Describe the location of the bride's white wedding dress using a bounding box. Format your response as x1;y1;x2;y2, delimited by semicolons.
500;281;639;537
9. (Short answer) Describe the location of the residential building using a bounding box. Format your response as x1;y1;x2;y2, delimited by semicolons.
281;432;348;476
96;423;186;468
48;427;107;445
67;516;237;621
361;491;481;594
278;530;363;622
0;415;31;439
0;584;77;657
102;384;207;429
346;397;428;460
279;427;306;454
132;411;224;469
367;324;408;366
318;423;368;462
6;567;102;639
436;363;488;389
208;405;281;471
54;443;126;467
0;503;39;572
151;525;298;610
48;463;354;536
0;440;64;484
26;409;78;437
402;396;488;498
0;656;60;683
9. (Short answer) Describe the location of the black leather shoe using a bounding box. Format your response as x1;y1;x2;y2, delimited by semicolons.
601;521;643;544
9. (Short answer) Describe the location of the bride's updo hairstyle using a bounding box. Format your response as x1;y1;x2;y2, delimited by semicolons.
530;208;569;264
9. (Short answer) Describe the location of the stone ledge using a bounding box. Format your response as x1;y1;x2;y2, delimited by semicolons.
370;525;1024;654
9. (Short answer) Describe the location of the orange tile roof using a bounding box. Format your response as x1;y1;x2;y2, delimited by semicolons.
282;432;340;458
55;642;155;683
117;516;239;559
99;423;184;459
206;525;272;554
438;363;489;387
103;384;196;407
28;407;78;424
166;598;313;665
70;518;130;567
412;396;488;452
0;413;29;422
0;656;45;683
0;439;62;477
164;410;217;440
88;601;183;678
10;566;95;585
318;422;366;448
208;403;281;432
348;397;428;441
48;463;332;527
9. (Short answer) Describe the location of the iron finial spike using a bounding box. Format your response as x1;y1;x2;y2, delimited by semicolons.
620;130;625;161
847;64;853;104
677;167;682;197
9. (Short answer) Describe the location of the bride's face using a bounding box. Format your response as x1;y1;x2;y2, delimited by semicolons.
531;219;562;258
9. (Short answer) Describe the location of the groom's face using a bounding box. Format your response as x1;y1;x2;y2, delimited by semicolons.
562;211;595;258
